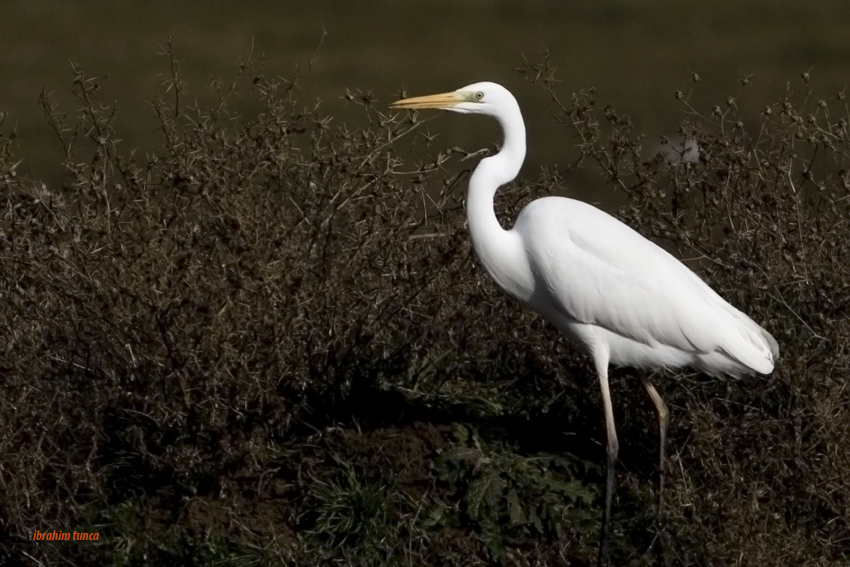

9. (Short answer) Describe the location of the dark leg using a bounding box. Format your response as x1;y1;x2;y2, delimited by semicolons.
640;374;669;566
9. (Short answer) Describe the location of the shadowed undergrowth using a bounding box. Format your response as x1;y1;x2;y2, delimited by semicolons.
0;49;848;566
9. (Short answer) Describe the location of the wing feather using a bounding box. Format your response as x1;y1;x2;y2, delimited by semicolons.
515;197;775;372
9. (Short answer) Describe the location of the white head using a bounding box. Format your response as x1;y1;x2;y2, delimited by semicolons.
390;81;520;119
390;81;527;182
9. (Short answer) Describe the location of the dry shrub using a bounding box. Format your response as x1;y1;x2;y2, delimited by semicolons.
523;56;850;564
0;48;848;566
0;47;568;567
0;51;475;564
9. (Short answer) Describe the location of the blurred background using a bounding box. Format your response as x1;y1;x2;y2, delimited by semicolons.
2;0;850;192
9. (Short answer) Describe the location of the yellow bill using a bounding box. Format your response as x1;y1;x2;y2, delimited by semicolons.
389;90;467;110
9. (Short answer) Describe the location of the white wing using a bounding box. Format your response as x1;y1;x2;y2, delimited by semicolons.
514;197;776;374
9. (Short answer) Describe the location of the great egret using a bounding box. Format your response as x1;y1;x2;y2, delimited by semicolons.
391;82;778;566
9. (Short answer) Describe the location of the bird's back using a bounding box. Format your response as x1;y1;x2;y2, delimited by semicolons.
511;196;778;376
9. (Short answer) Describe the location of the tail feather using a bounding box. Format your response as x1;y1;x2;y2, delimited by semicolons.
762;328;780;362
720;322;778;376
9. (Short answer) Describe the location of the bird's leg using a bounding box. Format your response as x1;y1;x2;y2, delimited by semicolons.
640;374;669;566
597;366;618;567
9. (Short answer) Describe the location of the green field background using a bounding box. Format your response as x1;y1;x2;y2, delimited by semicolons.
3;0;849;194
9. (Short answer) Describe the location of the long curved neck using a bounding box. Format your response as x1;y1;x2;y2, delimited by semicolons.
466;103;530;298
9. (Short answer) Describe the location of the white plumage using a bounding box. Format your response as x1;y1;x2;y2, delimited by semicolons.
516;197;777;376
391;81;778;566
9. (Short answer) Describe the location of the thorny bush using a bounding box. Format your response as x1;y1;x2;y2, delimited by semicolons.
0;49;848;566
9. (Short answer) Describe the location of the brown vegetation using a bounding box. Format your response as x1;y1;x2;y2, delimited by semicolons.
1;50;848;566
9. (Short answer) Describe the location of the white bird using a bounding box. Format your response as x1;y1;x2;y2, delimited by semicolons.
391;82;778;566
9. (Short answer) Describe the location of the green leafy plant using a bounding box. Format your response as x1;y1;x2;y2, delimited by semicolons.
430;424;598;564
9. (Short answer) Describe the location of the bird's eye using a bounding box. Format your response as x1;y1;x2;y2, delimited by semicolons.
475;91;484;100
